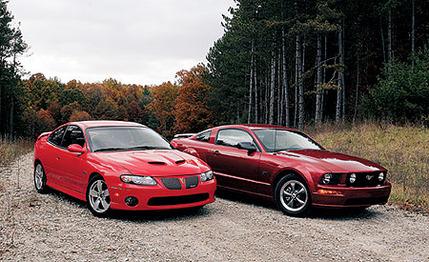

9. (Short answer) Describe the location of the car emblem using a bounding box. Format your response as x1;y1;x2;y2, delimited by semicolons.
179;178;185;184
366;174;373;180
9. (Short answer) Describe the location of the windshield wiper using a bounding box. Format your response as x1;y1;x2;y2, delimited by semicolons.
94;147;128;152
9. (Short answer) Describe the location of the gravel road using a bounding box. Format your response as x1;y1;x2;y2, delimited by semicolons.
1;153;429;262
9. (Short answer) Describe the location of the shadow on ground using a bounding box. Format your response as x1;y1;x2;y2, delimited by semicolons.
216;188;382;221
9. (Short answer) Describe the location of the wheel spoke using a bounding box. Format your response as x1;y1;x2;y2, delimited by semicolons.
103;189;110;197
100;198;109;209
283;190;292;197
96;181;102;192
290;182;296;191
287;198;294;208
94;198;101;209
89;189;98;197
296;188;305;195
296;197;305;205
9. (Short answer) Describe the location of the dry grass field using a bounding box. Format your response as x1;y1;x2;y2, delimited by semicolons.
310;123;429;211
0;137;33;167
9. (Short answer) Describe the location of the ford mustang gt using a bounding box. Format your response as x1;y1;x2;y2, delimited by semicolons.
171;124;391;216
34;121;216;217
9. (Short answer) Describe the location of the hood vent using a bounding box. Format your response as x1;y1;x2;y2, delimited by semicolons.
175;160;186;165
148;161;166;165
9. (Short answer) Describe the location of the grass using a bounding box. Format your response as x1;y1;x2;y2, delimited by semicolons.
308;122;429;211
0;137;33;167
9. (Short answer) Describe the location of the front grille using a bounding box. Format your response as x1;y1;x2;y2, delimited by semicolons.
161;178;181;190
148;193;209;206
345;196;389;206
346;172;385;187
185;176;199;189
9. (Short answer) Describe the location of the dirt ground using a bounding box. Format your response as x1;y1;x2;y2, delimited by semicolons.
1;153;428;261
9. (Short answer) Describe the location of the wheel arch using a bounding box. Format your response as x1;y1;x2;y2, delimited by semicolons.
272;168;314;195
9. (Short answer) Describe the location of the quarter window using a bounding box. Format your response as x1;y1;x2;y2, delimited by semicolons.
48;126;67;146
195;130;211;142
216;129;255;148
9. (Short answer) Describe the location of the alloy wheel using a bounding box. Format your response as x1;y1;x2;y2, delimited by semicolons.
88;180;111;214
279;180;308;213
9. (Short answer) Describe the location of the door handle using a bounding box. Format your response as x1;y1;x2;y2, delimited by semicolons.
56;156;60;160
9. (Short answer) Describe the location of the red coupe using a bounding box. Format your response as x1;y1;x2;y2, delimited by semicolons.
33;121;216;217
171;124;391;216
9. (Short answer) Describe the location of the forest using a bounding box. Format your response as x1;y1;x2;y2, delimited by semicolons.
0;0;429;139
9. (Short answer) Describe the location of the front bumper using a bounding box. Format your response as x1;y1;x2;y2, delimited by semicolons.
108;178;216;211
312;182;391;208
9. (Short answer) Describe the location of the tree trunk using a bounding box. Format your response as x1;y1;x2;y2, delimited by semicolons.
9;97;14;135
411;0;415;68
341;21;346;122
298;36;305;130
282;29;290;127
387;8;393;64
315;34;323;125
269;50;275;125
254;56;259;123
353;56;360;123
294;35;300;128
380;17;386;64
277;49;282;125
336;26;343;123
248;41;254;124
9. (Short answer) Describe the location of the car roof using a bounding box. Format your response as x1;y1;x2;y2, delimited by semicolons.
215;124;298;132
68;120;146;129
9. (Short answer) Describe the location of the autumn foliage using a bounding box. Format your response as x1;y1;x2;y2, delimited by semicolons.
174;65;212;133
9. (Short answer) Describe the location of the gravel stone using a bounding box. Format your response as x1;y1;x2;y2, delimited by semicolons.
1;153;429;261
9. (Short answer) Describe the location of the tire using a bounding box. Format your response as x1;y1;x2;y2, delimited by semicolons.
274;174;311;217
86;175;111;217
34;162;49;194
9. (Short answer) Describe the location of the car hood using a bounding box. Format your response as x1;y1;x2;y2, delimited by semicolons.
91;149;208;176
276;149;385;173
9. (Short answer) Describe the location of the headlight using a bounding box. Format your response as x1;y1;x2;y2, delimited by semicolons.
200;170;214;182
349;173;357;183
120;175;157;186
378;172;385;182
321;173;333;184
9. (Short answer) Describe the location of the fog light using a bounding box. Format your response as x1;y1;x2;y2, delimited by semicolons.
349;173;357;183
125;196;138;207
378;172;385;182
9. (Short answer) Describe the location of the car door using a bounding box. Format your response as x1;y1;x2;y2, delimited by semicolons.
58;125;87;194
44;126;67;187
207;128;262;193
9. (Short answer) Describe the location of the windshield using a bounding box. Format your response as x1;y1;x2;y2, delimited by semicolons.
254;129;322;152
87;127;171;152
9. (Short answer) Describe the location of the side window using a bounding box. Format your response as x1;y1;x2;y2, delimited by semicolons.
195;130;211;142
62;126;85;148
48;126;67;146
215;129;254;148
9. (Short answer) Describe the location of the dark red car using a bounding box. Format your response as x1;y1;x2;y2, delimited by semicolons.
33;121;216;217
171;124;391;216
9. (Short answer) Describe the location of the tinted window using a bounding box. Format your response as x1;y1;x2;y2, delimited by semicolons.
254;129;322;152
195;130;211;142
48;126;66;146
87;127;171;152
216;129;254;147
62;126;85;148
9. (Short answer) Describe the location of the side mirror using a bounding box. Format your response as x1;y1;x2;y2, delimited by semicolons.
237;142;257;153
67;144;85;155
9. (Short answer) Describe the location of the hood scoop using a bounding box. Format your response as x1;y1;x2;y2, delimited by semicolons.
148;161;166;165
175;160;186;165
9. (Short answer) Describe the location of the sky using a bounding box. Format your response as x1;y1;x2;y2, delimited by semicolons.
9;0;233;85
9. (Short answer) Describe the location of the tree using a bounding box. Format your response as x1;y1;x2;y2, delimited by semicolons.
174;65;213;133
69;111;91;122
147;82;178;137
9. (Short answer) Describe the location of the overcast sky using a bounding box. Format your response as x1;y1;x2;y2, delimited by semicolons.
9;0;233;85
